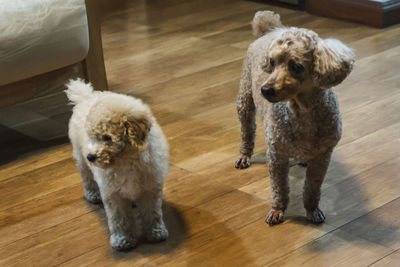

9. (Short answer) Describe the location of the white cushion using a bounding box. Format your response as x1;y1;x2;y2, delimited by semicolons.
0;0;89;85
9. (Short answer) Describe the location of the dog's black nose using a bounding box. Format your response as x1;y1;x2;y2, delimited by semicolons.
261;86;276;98
87;154;97;162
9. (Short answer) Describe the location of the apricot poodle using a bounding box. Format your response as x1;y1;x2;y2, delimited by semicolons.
235;11;355;225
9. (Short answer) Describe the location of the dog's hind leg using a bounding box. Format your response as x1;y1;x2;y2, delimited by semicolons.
137;190;168;243
266;155;290;226
303;151;332;224
74;151;101;204
235;56;256;169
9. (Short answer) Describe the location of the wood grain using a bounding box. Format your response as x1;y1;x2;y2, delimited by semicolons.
84;0;108;91
0;63;84;108
370;250;400;266
0;0;399;266
340;196;400;250
268;229;392;266
306;0;400;28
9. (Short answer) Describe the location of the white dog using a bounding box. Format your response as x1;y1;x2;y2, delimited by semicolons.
66;79;169;250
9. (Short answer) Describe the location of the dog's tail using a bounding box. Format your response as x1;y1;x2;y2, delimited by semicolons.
251;11;282;38
65;78;94;105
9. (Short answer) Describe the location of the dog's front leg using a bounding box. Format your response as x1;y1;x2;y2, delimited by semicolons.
137;190;168;243
303;152;332;224
74;151;101;204
266;155;289;226
235;56;256;169
102;194;137;250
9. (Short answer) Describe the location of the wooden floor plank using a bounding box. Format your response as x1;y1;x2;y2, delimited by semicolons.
267;229;393;267
0;184;92;248
0;212;108;267
340;197;400;250
0;0;399;266
158;218;335;266
337;45;400;114
370;250;400;267
340;91;400;146
0;144;72;181
0;164;187;248
327;122;400;187
0;159;80;212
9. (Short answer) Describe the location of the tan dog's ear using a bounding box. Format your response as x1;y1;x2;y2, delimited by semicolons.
313;38;355;89
124;117;151;150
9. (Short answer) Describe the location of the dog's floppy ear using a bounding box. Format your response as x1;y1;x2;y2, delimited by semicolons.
313;38;355;89
123;117;151;150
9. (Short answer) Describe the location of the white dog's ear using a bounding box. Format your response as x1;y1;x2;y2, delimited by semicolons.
313;38;355;89
124;117;151;151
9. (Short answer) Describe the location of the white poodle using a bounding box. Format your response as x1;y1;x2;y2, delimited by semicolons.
66;79;169;250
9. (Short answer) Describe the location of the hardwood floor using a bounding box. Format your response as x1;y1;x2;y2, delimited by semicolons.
1;0;399;266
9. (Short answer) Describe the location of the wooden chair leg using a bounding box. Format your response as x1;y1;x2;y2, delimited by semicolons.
84;0;108;91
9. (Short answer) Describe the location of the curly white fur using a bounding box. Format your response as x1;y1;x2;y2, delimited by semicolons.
65;78;93;104
66;79;169;250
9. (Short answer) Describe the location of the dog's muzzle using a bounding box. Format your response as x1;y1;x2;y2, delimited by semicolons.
261;86;278;103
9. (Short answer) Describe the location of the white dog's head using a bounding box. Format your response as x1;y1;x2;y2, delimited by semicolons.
84;93;152;168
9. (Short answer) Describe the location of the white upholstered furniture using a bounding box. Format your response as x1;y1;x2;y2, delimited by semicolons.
0;0;107;140
0;0;89;86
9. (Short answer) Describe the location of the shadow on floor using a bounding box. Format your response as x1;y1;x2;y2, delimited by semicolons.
251;150;398;251
89;200;188;258
288;154;398;252
89;199;255;265
0;125;69;166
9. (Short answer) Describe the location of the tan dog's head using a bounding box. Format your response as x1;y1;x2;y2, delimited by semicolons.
260;27;354;106
84;93;152;168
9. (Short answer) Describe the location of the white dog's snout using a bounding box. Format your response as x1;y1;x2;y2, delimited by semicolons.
87;139;99;155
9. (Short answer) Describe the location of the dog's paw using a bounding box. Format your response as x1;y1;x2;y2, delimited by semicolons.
265;209;285;226
146;226;169;243
235;155;251;169
110;233;137;251
84;189;102;204
306;208;326;224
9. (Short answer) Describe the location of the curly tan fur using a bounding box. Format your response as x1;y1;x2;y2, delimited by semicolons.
66;79;169;250
251;11;282;38
235;11;355;225
124;118;151;151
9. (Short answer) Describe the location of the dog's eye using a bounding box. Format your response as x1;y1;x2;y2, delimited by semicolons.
289;60;304;74
269;58;275;68
102;135;112;142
